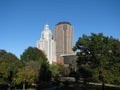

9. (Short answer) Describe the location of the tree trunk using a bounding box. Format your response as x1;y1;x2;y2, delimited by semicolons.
23;83;25;90
102;82;105;90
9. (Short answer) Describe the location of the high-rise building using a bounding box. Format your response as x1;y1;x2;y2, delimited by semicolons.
53;22;75;61
37;24;56;64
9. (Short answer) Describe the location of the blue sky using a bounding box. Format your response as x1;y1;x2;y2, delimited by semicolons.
0;0;120;58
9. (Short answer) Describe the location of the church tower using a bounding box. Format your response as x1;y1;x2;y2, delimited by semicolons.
37;24;56;64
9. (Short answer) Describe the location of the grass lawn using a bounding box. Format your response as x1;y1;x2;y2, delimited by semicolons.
56;83;120;90
57;84;99;90
14;82;120;90
1;82;119;90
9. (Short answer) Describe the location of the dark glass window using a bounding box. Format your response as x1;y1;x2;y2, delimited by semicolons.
63;24;67;30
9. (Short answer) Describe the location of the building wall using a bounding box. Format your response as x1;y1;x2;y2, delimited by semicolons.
37;24;56;64
54;22;75;61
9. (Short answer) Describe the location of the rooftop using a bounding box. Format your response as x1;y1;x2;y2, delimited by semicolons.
56;21;71;25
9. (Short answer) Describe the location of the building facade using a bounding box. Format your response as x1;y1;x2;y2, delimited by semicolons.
53;22;75;61
37;24;56;64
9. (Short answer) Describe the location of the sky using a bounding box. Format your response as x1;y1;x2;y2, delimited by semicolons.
0;0;120;58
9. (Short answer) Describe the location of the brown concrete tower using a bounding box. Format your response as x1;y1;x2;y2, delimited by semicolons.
53;22;75;61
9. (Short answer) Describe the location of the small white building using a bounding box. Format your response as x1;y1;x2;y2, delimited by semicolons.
37;24;56;64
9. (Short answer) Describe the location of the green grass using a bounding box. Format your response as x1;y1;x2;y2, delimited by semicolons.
14;82;120;90
56;84;99;90
26;88;36;90
1;82;119;90
56;83;120;90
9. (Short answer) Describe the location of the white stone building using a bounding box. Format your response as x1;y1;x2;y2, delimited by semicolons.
37;24;56;64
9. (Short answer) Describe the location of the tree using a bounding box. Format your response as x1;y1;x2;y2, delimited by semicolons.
37;62;51;83
14;61;39;90
73;33;120;87
0;50;7;57
20;46;49;88
0;52;22;89
57;64;66;76
69;59;78;72
49;64;60;77
20;47;47;65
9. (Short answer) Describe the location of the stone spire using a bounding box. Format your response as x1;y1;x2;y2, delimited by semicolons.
44;24;49;30
41;24;52;40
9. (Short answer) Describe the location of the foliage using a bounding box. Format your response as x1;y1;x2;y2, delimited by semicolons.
73;33;120;84
49;64;60;77
58;64;66;76
14;60;39;85
16;46;49;88
0;50;7;57
37;62;51;83
69;59;78;72
0;52;22;85
20;47;47;65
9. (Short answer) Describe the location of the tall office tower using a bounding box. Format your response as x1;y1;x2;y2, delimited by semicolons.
54;22;75;61
37;24;56;64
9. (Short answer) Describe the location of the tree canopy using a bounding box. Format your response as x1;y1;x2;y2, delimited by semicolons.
73;33;120;85
0;50;7;57
16;46;50;89
20;47;48;65
0;52;22;85
14;60;39;85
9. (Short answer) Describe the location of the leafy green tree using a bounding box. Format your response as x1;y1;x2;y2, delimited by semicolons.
37;62;51;83
20;47;47;65
58;64;66;76
0;52;22;88
19;46;49;88
69;59;78;72
73;33;120;86
0;50;7;57
14;60;39;90
49;64;60;77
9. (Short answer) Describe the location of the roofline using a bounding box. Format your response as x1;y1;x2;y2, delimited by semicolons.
60;53;76;57
56;21;71;25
